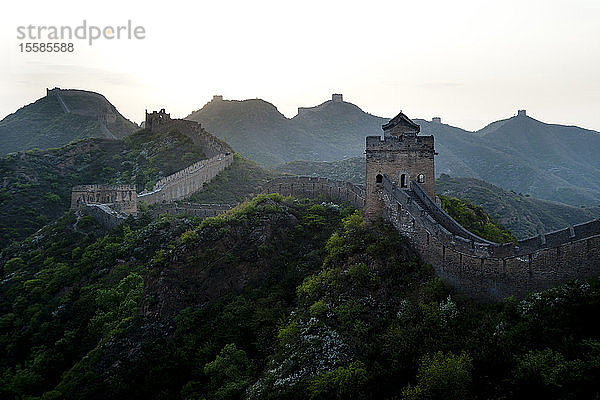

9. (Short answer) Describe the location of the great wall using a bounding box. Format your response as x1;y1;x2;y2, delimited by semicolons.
137;153;233;204
71;109;234;227
260;176;365;210
70;106;600;301
383;177;600;300
259;111;600;300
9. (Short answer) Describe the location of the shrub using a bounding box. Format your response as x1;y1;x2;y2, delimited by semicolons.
180;229;199;244
309;300;328;317
277;322;300;348
308;361;368;399
401;351;473;400
348;263;373;287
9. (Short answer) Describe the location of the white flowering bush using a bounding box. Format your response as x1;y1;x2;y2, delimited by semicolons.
247;317;349;399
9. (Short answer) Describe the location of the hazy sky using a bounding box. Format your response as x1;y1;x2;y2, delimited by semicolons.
1;0;599;131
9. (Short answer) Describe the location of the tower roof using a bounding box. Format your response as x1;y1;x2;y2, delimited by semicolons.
381;111;421;133
382;111;420;136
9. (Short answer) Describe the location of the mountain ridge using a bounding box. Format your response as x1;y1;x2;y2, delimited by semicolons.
0;88;138;156
3;90;600;205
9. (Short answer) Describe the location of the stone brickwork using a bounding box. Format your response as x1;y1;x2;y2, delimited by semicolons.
257;110;600;301
382;176;600;301
261;176;365;210
71;109;233;226
71;184;137;214
361;110;600;300
138;153;233;204
261;172;600;300
365;134;435;224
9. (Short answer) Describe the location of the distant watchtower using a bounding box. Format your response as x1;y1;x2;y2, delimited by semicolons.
145;109;171;132
332;93;343;103
365;111;436;223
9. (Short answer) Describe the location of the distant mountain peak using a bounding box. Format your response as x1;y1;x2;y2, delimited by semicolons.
0;87;138;156
294;94;373;119
188;97;286;124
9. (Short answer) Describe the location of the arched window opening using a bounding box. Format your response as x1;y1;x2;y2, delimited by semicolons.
400;174;408;188
376;174;383;184
418;174;425;183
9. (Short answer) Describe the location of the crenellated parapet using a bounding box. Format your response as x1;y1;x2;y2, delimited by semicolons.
382;175;600;300
365;128;436;223
71;184;137;214
137;153;233;205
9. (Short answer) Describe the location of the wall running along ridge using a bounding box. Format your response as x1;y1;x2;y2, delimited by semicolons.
383;176;600;300
71;114;234;225
138;153;233;205
261;176;365;210
71;184;137;214
78;203;129;229
261;173;600;301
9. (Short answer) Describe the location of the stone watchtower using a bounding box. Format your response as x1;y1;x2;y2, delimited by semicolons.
365;111;436;223
145;109;171;132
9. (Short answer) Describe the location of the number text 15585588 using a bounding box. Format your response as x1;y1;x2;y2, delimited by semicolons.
19;43;74;52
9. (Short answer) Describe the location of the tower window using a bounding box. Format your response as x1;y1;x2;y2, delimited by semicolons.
376;174;383;184
418;174;425;183
400;174;408;188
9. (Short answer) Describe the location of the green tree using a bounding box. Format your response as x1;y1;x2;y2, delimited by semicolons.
88;272;143;336
204;343;252;400
439;195;516;243
308;361;368;399
401;351;473;400
512;348;586;399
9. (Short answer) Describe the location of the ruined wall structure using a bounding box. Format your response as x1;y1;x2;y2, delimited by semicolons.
71;184;137;214
71;109;233;226
145;108;231;158
264;111;600;300
80;203;129;229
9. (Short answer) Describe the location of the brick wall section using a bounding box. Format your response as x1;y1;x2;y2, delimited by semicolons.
71;184;137;214
138;153;233;204
261;176;365;210
382;175;600;301
259;174;599;301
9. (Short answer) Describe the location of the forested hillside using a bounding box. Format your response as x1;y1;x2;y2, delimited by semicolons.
1;195;599;399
